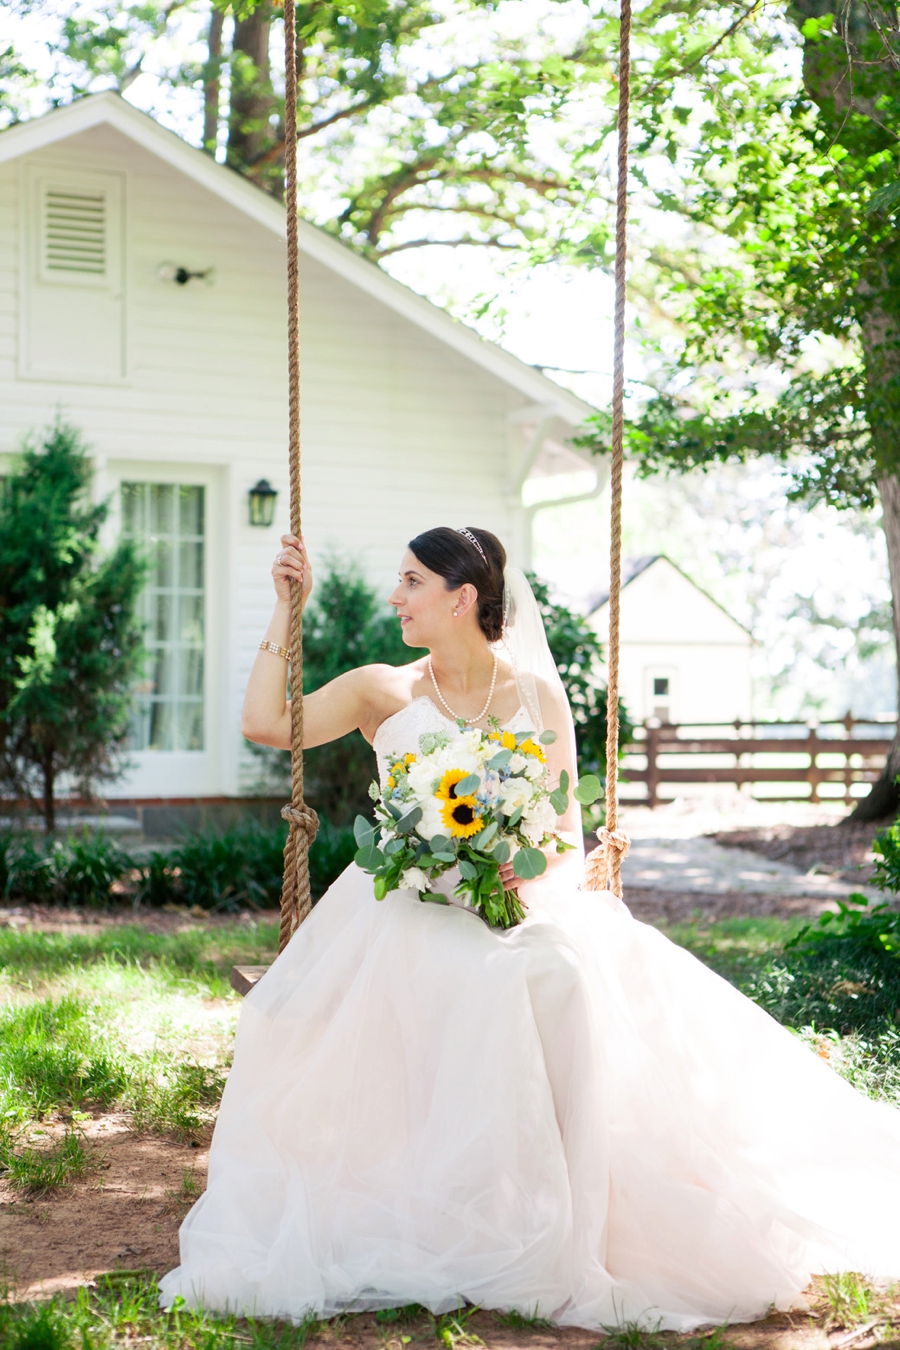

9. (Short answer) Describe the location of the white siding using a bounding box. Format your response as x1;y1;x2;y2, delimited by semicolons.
0;122;533;798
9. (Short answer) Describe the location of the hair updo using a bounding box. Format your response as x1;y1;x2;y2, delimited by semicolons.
407;527;506;642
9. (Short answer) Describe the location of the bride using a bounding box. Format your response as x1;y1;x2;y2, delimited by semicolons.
160;525;900;1333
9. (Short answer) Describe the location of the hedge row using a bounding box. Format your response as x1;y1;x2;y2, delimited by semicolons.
0;818;356;912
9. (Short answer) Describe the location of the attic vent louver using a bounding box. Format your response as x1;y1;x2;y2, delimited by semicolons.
43;188;106;276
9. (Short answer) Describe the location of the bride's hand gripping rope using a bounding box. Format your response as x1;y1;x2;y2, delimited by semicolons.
272;533;313;609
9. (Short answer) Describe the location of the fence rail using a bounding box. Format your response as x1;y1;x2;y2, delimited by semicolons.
619;715;898;807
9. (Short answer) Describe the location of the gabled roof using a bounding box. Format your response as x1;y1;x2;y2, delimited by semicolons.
0;93;596;428
589;554;753;636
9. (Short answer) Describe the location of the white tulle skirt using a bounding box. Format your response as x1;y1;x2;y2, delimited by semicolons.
159;860;900;1332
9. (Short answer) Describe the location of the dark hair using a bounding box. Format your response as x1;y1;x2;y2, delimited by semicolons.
407;527;506;642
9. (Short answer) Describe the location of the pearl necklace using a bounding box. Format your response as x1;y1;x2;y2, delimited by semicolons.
428;652;498;725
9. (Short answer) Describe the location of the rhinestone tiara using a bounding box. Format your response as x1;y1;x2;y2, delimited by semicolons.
456;526;488;565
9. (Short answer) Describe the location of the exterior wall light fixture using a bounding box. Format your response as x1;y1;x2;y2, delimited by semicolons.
157;262;215;286
249;479;278;527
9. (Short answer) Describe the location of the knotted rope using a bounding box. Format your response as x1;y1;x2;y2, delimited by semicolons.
583;0;631;898
278;0;318;953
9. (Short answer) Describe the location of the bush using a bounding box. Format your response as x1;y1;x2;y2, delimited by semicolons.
0;816;356;910
0;829;133;908
750;894;900;1040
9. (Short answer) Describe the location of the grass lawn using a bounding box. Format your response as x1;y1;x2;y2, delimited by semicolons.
1;908;899;1349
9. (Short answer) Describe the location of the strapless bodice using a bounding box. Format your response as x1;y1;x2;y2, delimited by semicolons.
372;696;532;785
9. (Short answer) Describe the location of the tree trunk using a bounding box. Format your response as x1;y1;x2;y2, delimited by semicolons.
226;3;275;176
42;750;55;834
203;8;225;155
793;0;900;824
849;472;900;821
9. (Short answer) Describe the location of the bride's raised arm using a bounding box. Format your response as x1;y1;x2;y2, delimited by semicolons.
240;533;400;752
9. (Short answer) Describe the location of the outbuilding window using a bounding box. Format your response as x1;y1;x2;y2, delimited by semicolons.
122;482;206;751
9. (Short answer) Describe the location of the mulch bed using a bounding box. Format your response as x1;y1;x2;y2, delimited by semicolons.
710;820;894;888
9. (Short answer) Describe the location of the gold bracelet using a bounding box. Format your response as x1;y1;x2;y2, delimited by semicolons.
259;639;290;661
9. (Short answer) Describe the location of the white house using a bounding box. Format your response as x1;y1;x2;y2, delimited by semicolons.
588;556;753;725
0;93;602;807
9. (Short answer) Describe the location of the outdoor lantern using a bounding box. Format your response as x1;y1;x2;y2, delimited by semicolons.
248;479;278;527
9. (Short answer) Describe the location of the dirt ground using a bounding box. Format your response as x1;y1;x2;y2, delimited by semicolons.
711;820;890;888
2;1122;899;1346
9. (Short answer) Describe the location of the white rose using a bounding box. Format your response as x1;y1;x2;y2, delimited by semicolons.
521;797;557;845
508;752;527;774
499;777;532;815
524;758;545;780
415;798;446;841
400;866;429;892
407;759;440;799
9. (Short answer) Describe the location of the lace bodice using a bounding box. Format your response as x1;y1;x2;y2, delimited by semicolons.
372;696;532;786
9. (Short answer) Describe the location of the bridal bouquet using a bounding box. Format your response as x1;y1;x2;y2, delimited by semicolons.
354;720;600;929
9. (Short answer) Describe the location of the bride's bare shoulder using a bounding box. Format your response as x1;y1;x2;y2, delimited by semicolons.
350;658;428;727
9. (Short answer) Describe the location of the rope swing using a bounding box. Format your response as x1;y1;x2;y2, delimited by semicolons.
273;0;631;950
277;0;318;954
582;0;632;898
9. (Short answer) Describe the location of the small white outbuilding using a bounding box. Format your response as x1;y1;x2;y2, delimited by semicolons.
588;556;753;725
0;93;602;807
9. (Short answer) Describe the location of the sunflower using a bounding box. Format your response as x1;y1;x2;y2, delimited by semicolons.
440;794;483;838
489;730;516;752
519;738;546;763
437;768;470;802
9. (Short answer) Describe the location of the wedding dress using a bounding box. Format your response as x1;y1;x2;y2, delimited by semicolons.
160;693;900;1333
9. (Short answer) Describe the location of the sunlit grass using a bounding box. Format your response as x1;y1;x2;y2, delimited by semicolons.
0;921;281;1191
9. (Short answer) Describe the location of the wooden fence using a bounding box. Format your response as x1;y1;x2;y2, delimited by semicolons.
619;715;898;807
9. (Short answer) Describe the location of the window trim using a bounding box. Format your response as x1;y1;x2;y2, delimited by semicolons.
101;461;226;797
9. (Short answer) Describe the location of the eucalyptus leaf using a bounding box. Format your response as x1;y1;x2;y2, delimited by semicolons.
513;847;547;880
549;789;568;815
431;850;456;864
507;804;524;828
384;800;402;821
538;729;558;745
353;815;376;847
473;821;498;848
574;773;603;805
559;769;569;793
455;773;481;796
493;840;510;864
354;845;384;873
458;859;478;880
383;837;406;856
487;749;512;769
395;805;423;834
430;835;451;853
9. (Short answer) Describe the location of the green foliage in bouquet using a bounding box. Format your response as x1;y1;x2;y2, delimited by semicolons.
353;721;602;929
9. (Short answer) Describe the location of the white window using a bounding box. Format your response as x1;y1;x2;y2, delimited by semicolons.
122;483;205;752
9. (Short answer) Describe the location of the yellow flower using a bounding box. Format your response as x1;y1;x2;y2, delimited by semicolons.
436;768;469;802
386;775;395;789
403;753;416;765
489;730;516;751
519;738;546;763
440;795;483;838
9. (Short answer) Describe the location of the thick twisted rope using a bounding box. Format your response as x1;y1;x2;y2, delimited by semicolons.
278;0;318;952
583;0;631;898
